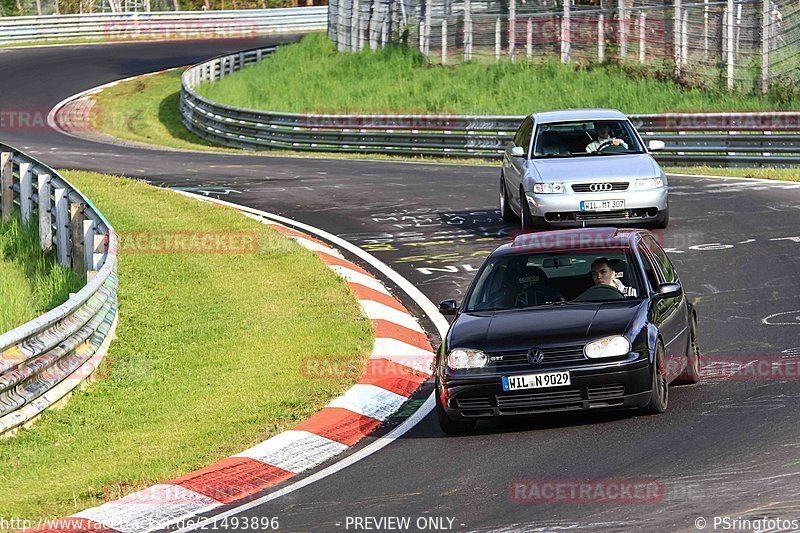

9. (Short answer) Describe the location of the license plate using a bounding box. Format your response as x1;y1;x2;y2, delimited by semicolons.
502;371;571;391
580;199;625;212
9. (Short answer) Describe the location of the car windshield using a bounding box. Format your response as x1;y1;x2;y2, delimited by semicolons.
465;250;644;312
532;120;645;158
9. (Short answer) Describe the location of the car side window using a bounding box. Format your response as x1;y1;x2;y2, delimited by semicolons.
643;236;676;283
637;244;661;291
513;118;533;155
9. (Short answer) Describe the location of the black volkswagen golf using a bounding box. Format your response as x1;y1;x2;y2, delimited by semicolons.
435;227;700;434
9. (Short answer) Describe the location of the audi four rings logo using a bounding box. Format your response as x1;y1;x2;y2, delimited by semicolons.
527;348;545;364
589;182;614;192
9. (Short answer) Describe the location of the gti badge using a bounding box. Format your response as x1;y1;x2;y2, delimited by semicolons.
527;348;545;364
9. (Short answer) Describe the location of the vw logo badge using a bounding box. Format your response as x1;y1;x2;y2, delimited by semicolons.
527;348;545;364
589;182;613;192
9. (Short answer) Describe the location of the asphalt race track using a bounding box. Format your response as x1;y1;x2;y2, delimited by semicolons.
2;36;800;532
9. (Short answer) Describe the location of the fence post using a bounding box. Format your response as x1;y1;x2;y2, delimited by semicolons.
351;0;359;52
464;0;472;61
19;162;32;225
424;0;432;56
84;219;96;277
681;10;688;66
38;173;51;252
561;0;570;63
527;18;532;59
735;3;741;57
726;0;734;90
441;19;447;64
761;0;769;94
598;13;604;62
703;0;709;61
70;202;85;275
420;21;426;54
509;0;516;62
54;188;70;267
674;0;682;76
495;18;501;61
639;12;646;63
359;16;366;51
618;0;627;60
0;152;11;224
382;20;388;47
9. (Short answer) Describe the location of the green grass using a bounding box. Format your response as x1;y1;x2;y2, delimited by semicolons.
0;215;84;332
0;171;373;522
666;166;800;182
197;33;800;114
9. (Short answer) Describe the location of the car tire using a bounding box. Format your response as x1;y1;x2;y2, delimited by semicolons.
435;386;476;435
675;315;701;384
500;176;518;223
640;342;669;415
651;205;669;229
520;189;546;231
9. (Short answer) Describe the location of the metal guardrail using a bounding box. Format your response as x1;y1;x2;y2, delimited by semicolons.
0;7;326;44
181;44;800;165
0;143;117;438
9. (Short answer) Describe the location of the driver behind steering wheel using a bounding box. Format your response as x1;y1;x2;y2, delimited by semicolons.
586;121;628;152
591;257;637;297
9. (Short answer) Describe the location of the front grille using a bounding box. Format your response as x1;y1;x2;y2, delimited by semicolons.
496;389;583;414
456;397;493;409
488;345;585;367
571;182;629;193
545;208;658;222
587;383;625;400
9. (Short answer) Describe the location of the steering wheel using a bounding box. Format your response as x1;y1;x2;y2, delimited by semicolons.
596;139;618;152
574;284;625;302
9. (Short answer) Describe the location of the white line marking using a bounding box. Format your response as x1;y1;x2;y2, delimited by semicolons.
327;384;409;421
762;310;800;325
234;430;348;474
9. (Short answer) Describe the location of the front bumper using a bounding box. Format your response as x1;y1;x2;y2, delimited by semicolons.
526;188;668;226
440;357;652;420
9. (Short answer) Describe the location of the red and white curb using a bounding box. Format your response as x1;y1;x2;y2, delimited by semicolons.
30;193;446;533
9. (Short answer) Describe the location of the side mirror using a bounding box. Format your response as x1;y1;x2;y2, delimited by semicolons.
510;146;525;158
648;140;665;152
439;299;458;316
654;282;682;300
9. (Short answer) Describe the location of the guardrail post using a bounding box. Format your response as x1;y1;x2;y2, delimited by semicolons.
639;12;646;63
560;0;570;63
495;18;501;61
70;202;85;275
84;219;96;278
618;0;627;60
54;188;70;267
761;0;769;94
38;172;52;252
509;0;515;62
598;13;604;61
1;152;12;223
442;19;447;64
19;162;33;225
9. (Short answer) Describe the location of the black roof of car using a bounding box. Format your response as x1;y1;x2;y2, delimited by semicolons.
490;227;648;257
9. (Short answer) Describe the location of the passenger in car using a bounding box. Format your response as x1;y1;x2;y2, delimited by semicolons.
586;122;629;152
591;257;637;297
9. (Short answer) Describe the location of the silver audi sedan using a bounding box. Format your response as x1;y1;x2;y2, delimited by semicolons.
500;109;669;229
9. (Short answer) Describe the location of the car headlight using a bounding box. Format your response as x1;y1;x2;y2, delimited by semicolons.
634;177;664;190
584;336;631;358
533;182;566;194
447;348;488;369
